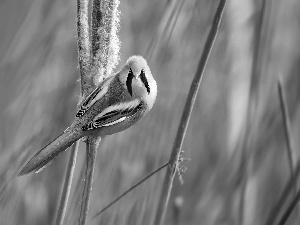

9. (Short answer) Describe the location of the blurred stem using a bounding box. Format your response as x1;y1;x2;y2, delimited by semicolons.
278;188;300;225
277;75;299;222
146;0;184;60
55;141;79;225
166;0;185;44
267;77;299;225
78;137;101;225
265;160;300;225
93;162;169;218
152;1;227;225
277;77;295;183
237;0;269;224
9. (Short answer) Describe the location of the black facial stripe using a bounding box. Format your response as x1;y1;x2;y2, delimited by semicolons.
126;69;134;96
140;69;150;94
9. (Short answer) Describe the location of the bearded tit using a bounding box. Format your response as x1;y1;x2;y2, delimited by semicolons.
18;55;157;176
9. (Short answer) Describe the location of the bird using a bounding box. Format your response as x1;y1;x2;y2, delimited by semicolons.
18;55;157;176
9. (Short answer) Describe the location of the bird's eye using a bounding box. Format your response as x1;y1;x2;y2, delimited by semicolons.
126;68;134;96
140;69;150;94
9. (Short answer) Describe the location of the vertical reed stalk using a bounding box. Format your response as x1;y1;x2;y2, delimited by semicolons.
55;0;90;223
153;1;227;224
78;137;101;225
55;142;79;225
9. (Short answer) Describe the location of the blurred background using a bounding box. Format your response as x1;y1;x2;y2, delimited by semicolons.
1;0;300;224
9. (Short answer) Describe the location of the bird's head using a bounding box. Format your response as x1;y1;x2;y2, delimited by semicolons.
119;56;157;110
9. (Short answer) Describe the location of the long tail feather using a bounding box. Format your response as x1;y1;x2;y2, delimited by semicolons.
18;128;83;176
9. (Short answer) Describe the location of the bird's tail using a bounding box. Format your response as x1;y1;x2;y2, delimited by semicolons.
18;127;83;176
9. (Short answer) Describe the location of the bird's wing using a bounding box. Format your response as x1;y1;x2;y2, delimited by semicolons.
76;76;113;118
82;100;142;130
